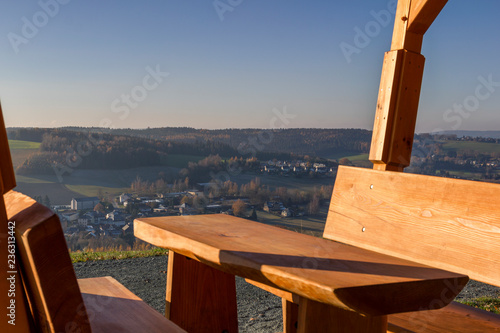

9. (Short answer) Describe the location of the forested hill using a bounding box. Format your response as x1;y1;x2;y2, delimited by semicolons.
56;127;373;157
7;127;372;176
8;128;244;175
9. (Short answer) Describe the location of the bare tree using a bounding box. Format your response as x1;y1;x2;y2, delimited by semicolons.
232;199;247;217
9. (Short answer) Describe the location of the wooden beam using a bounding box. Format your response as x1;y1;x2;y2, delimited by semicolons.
370;0;447;170
297;298;387;333
166;252;238;333
0;104;16;194
408;0;448;35
282;298;299;333
390;0;423;52
369;50;425;170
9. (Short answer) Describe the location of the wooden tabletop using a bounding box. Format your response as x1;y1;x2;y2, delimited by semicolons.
134;214;468;316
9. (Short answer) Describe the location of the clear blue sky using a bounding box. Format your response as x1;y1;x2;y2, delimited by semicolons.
0;1;498;133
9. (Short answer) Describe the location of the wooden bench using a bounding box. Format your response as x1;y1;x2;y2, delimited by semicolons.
134;165;500;332
2;190;186;333
132;164;500;332
244;165;500;332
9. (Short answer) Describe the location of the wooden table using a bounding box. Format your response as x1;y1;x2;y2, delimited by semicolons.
134;214;468;333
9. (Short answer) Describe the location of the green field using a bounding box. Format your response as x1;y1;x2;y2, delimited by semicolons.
340;153;369;161
232;172;335;192
65;184;130;198
447;170;497;181
8;139;41;149
326;151;364;160
442;141;500;153
9;140;40;168
256;207;328;237
15;175;54;184
162;154;205;168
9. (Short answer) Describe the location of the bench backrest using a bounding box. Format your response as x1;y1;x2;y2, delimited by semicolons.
325;166;500;287
5;191;92;332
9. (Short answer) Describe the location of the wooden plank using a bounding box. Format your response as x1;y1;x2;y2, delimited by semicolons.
282;298;299;333
369;50;425;170
245;279;299;333
369;50;404;169
385;50;425;169
0;190;35;333
0;104;16;194
390;0;423;52
5;191;92;333
325;166;500;287
407;0;448;35
388;301;500;332
166;251;238;333
135;214;467;316
245;278;299;303
79;276;186;333
297;297;387;333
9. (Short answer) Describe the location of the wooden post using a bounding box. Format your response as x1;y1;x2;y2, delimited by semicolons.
297;298;387;333
166;252;238;333
369;0;447;171
282;298;299;333
369;49;425;171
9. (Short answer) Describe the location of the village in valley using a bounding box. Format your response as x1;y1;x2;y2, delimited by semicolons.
56;159;337;251
7;127;500;252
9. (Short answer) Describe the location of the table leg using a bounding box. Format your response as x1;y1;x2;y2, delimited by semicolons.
297;298;387;333
165;251;238;333
282;298;299;333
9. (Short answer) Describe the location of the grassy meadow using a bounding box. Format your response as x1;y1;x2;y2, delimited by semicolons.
8;139;41;149
441;141;500;153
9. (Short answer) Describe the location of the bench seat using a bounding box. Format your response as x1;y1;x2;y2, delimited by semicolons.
79;276;186;333
247;279;500;333
388;302;500;333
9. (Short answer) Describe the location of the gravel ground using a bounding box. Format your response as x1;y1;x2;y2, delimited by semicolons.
74;256;500;332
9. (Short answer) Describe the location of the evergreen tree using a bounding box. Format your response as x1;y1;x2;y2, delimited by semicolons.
249;208;258;221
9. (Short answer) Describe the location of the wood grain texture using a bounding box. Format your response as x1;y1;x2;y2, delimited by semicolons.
166;251;238;333
385;50;425;168
297;297;387;333
325;166;500;287
0;105;16;194
79;276;186;333
370;50;403;166
5;191;92;333
407;0;448;34
388;301;500;333
390;0;423;52
369;50;425;170
135;214;467;316
245;278;299;303
282;298;299;333
1;189;35;333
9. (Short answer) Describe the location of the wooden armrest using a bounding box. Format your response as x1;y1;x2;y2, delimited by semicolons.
135;214;468;316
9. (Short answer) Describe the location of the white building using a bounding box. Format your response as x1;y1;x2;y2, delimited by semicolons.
70;197;100;210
